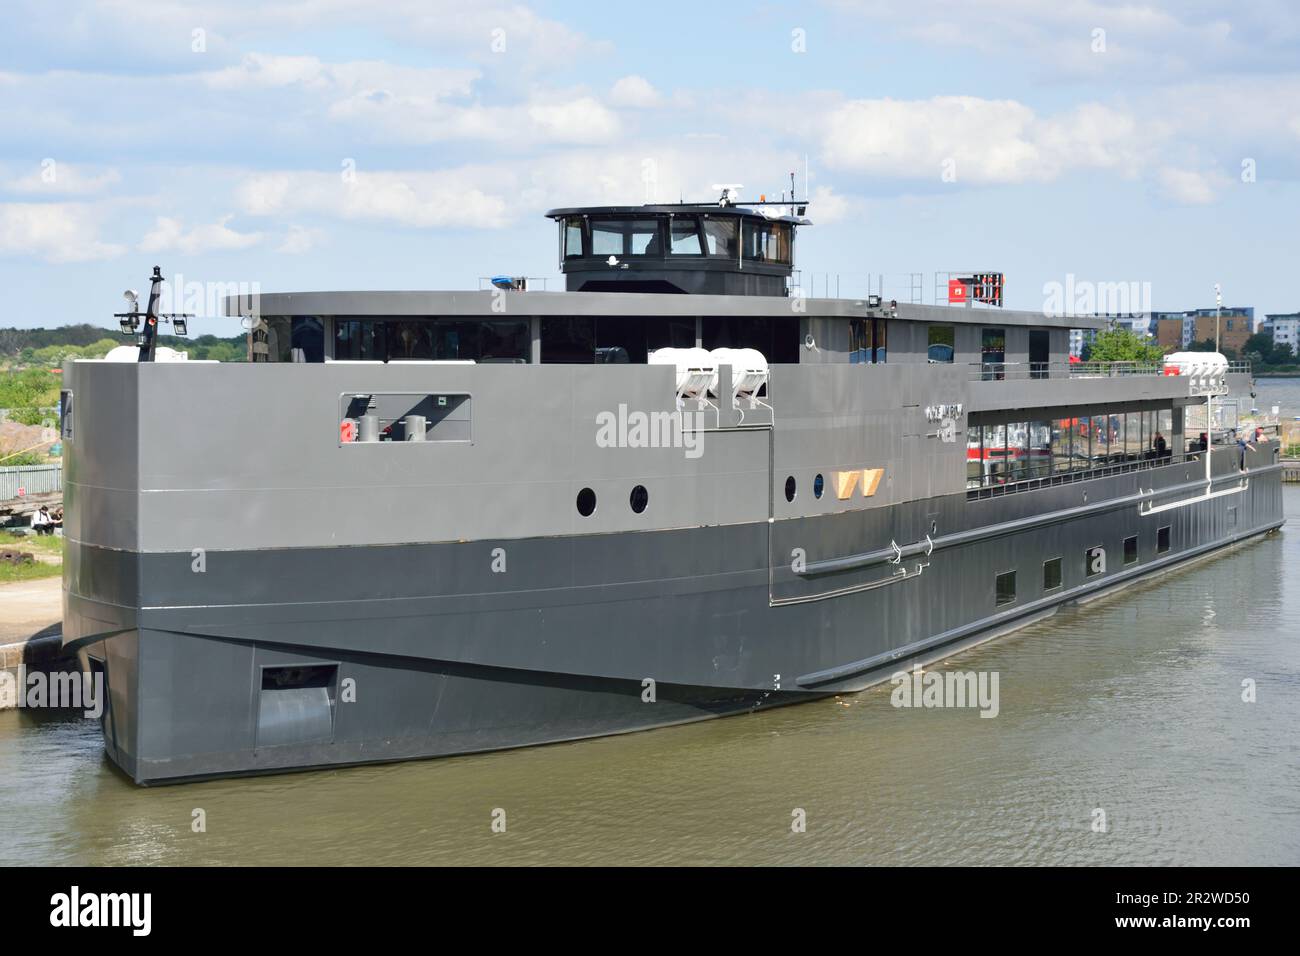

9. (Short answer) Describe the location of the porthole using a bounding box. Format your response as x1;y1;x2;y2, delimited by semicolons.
813;474;824;499
784;475;797;502
630;484;649;514
576;487;596;517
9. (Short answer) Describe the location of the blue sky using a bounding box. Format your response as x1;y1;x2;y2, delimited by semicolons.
2;0;1298;334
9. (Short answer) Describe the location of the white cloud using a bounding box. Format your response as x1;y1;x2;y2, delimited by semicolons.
0;202;126;262
609;75;661;108
1157;167;1217;204
235;171;511;229
4;163;121;196
820;95;1154;185
526;97;621;143
276;224;324;254
139;215;264;254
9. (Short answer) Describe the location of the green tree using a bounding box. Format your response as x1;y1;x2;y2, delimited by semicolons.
1268;342;1296;365
1085;324;1167;364
1243;331;1272;357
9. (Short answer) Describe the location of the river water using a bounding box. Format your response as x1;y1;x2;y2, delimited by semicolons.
3;384;1298;867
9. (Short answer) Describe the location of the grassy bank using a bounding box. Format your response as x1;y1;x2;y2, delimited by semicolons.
0;532;63;583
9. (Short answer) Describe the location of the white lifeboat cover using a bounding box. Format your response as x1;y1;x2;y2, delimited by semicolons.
710;347;769;395
650;347;717;396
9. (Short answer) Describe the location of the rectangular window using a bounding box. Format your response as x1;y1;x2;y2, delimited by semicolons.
479;320;530;363
1157;525;1171;554
1029;329;1050;379
563;217;585;258
1090;415;1111;467
868;317;887;363
1123;535;1138;566
981;328;1006;380
701;217;738;258
1043;557;1062;591
927;325;955;363
1085;545;1105;577
591;218;660;257
984;423;1009;485
541;316;596;363
995;570;1016;607
669;218;704;255
849;317;872;365
967;424;984;488
1008;422;1029;481
1030;420;1052;477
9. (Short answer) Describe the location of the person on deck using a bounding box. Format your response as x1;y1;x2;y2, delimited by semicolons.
1152;431;1168;458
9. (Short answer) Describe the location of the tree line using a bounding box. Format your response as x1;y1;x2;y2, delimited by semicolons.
0;324;247;365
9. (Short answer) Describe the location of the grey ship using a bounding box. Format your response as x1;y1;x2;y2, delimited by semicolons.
60;193;1284;784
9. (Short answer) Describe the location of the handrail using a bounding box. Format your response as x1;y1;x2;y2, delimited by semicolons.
970;360;1252;381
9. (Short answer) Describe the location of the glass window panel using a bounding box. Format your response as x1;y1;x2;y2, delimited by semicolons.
480;320;529;363
702;218;738;258
996;570;1016;606
981;328;1006;380
591;218;660;257
564;217;585;258
1008;422;1029;480
669;218;704;255
967;424;984;488
1127;412;1143;460
927;325;955;363
1089;415;1110;467
430;320;480;361
1110;413;1127;463
986;424;1009;484
541;316;595;363
1030;420;1052;477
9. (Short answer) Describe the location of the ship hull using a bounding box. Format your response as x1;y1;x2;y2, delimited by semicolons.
65;459;1284;785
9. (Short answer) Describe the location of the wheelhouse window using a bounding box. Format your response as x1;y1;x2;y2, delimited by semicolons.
591;218;661;257
927;325;955;363
563;217;586;258
669;217;704;256
742;221;793;265
701;217;738;258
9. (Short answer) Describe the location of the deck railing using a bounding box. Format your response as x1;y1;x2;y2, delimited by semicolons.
970;361;1252;382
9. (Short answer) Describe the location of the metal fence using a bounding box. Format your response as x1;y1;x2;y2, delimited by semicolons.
0;464;63;500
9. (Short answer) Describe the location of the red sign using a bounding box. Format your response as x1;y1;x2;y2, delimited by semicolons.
16;487;25;497
948;279;967;304
339;420;356;443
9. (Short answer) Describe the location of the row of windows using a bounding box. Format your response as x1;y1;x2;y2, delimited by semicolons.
994;526;1173;606
323;316;804;365
968;409;1175;488
562;215;793;265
